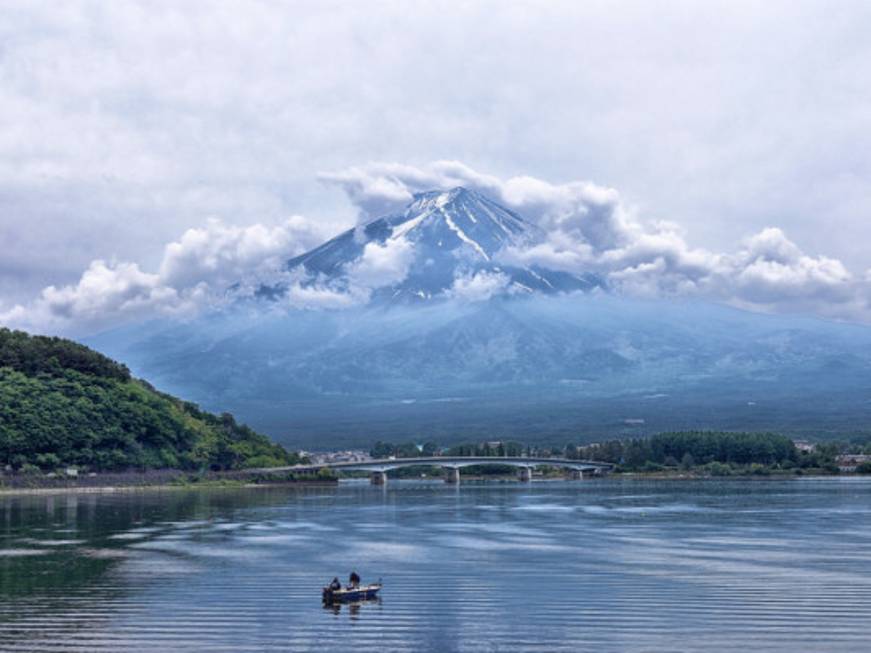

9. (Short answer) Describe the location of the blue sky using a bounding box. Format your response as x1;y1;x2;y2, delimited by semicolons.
1;1;870;332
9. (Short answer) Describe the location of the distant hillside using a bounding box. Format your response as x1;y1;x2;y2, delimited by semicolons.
0;328;299;472
92;296;871;449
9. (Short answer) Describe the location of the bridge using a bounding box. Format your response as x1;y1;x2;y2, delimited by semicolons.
269;456;614;484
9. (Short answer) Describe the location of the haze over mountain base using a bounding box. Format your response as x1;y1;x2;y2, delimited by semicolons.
66;187;871;449
90;295;871;449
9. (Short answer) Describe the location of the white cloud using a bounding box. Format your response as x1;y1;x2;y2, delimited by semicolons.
0;259;190;334
158;217;322;290
39;260;174;319
283;283;362;311
729;228;854;306
4;159;871;333
345;237;415;289
318;161;502;222
0;216;326;334
448;270;514;302
326;161;871;321
278;235;416;308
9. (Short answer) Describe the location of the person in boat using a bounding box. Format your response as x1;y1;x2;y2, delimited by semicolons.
328;577;341;592
348;571;361;588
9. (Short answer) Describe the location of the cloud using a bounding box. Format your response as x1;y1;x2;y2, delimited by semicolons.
282;283;362;311
0;213;419;331
4;159;871;333
0;259;190;334
36;260;179;321
326;161;871;320
345;237;415;289
323;160;636;252
729;228;855;307
318;162;502;222
449;270;514;302
0;217;326;334
159;217;323;290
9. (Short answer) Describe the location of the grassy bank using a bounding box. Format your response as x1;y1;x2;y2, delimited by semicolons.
0;467;338;495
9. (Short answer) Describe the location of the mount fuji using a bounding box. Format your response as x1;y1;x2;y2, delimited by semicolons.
88;189;871;449
268;187;601;302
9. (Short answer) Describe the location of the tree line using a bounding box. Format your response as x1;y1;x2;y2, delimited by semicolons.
368;431;850;474
567;431;839;473
369;440;526;459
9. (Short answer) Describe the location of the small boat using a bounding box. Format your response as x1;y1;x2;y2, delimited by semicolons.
322;582;382;604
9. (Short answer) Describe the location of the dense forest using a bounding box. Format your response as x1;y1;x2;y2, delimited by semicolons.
571;431;810;473
0;328;300;472
369;431;853;475
369;440;527;459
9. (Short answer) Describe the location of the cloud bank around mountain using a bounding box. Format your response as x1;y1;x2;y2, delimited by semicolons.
324;161;867;320
2;160;869;334
0;217;327;333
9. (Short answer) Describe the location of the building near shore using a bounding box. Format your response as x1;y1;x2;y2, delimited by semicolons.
836;455;871;473
306;450;372;465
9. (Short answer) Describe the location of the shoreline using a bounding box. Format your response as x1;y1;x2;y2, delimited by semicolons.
1;470;860;497
0;479;338;497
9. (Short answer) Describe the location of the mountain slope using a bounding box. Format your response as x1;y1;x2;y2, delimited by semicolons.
0;328;298;471
279;187;602;300
90;296;871;448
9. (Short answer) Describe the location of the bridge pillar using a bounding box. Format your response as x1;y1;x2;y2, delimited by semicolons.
370;471;387;485
444;467;460;484
570;469;584;480
518;466;532;482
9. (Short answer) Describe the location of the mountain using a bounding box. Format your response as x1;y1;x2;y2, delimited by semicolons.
274;187;601;301
86;188;871;449
90;296;871;449
0;328;298;471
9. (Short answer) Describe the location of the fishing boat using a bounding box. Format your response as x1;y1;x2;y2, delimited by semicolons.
322;582;382;604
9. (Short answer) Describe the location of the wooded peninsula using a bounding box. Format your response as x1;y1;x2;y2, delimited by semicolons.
0;328;301;475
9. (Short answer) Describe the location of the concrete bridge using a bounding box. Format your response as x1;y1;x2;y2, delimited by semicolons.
280;456;613;484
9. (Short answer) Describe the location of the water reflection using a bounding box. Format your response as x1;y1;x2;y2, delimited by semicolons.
0;480;870;652
323;597;383;620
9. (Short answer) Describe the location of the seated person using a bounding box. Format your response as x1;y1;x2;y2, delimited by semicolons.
329;577;341;591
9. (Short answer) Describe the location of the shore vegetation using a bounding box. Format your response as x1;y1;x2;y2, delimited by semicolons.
0;328;301;474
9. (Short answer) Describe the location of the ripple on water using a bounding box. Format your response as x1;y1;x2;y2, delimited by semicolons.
3;479;871;653
0;548;50;557
514;503;576;512
18;538;86;546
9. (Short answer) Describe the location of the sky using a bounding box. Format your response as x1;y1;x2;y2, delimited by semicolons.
1;0;870;333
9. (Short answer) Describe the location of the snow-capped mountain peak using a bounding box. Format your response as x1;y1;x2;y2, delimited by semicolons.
384;187;537;261
281;187;601;301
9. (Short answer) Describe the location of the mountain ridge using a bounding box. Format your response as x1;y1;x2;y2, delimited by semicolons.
276;187;602;302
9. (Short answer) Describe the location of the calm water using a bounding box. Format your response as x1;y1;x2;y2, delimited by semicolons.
1;478;871;652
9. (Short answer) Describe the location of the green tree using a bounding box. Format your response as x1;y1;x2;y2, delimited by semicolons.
0;329;300;472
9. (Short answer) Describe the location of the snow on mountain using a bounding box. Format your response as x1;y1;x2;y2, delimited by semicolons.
278;187;602;301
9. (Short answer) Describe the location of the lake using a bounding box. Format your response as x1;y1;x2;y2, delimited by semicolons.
1;478;870;652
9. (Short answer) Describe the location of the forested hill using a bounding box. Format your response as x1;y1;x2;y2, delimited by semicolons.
0;328;300;472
